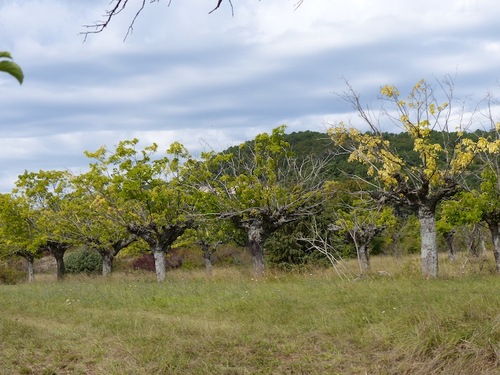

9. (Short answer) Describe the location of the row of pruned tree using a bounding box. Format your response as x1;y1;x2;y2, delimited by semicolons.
3;79;500;282
0;126;331;282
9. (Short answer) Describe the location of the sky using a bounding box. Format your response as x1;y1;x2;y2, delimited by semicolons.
1;0;500;192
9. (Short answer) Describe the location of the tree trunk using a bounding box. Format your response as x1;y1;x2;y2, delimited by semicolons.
251;240;265;278
391;230;402;258
153;249;167;282
53;251;66;281
357;243;370;274
487;222;500;274
203;255;213;276
43;241;69;281
466;224;481;257
418;206;438;278
444;231;456;261
27;256;35;283
102;252;113;277
248;224;265;277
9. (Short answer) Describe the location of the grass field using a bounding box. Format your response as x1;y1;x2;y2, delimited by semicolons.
1;255;500;374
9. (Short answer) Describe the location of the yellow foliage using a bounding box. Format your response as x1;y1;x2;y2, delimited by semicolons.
380;85;399;98
330;79;500;193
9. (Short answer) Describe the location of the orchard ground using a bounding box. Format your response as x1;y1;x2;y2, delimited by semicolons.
1;253;500;374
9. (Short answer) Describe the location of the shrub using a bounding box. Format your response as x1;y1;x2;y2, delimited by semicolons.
266;222;337;268
131;254;155;272
65;250;102;275
0;261;25;284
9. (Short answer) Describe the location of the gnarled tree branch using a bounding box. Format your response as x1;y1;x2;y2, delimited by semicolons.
83;0;304;41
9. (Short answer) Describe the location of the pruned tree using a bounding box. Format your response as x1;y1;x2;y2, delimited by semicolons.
193;219;238;275
438;191;485;261
452;166;500;273
330;79;500;277
333;193;395;275
84;139;196;282
57;170;138;277
0;194;40;282
14;170;73;281
190;125;329;277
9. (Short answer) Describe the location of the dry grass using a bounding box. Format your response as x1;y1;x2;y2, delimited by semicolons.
1;254;500;374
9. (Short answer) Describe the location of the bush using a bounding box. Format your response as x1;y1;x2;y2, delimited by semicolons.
65;250;102;275
266;222;338;268
0;261;25;284
131;254;156;272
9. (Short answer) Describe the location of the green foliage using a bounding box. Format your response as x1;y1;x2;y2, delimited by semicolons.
0;194;37;259
266;221;343;268
65;249;102;275
438;191;483;231
404;215;421;254
0;51;23;84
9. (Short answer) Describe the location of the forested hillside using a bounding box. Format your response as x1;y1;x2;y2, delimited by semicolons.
283;129;487;182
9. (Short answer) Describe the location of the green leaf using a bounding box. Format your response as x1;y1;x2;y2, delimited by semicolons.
0;60;24;85
0;51;13;59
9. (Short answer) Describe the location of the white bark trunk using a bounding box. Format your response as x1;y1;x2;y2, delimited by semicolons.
203;257;213;276
248;224;265;278
27;257;34;283
418;206;438;278
102;253;113;277
357;244;370;275
153;249;167;282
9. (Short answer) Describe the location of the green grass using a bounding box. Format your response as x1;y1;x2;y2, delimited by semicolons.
1;257;500;374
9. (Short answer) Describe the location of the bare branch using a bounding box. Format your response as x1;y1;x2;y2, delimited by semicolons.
82;0;164;41
84;0;303;40
297;219;355;281
294;0;305;10
124;0;147;41
209;0;234;16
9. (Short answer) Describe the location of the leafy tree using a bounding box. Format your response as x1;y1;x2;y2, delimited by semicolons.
191;125;329;276
0;194;40;282
62;170;138;276
84;139;196;282
0;52;23;84
476;166;500;270
330;79;500;277
449;167;500;272
438;192;484;261
333;193;396;275
14;170;73;281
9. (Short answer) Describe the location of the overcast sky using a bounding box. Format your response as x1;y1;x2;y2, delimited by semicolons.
1;0;500;192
